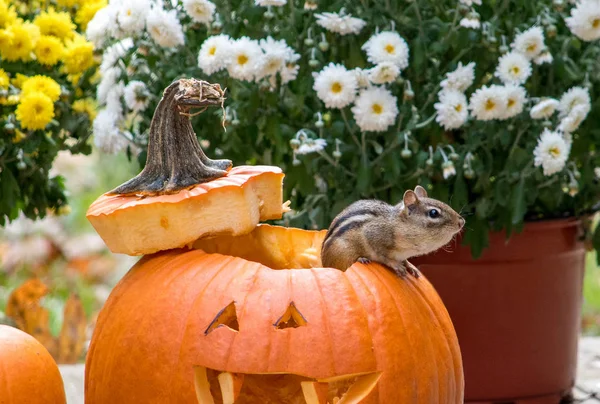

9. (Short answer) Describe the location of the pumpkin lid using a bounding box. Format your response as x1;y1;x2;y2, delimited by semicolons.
86;79;288;256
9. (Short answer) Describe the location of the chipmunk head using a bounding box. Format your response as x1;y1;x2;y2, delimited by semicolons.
395;185;465;256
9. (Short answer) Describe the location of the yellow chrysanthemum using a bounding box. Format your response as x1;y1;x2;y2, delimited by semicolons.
13;129;26;143
21;75;62;102
62;34;95;74
34;8;75;41
72;98;97;120
0;0;17;29
56;0;81;8
0;68;9;89
0;94;19;105
34;35;64;66
16;92;55;130
0;22;38;62
11;73;28;89
75;0;107;30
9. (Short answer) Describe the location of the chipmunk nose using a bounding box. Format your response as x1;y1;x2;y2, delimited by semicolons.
458;217;465;229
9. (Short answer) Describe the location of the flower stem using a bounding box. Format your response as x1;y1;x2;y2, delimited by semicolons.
341;109;362;149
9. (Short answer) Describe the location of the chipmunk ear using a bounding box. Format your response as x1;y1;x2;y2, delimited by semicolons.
403;190;420;209
414;185;428;198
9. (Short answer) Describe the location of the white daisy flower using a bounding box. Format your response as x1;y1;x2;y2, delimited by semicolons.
434;89;469;130
533;129;569;176
459;0;481;5
280;63;299;84
460;16;481;29
183;0;216;25
124;80;150;112
530;98;559;119
315;11;366;35
362;31;410;69
495;51;532;85
227;37;262;82
368;62;400;84
146;7;185;48
469;85;507;121
558;86;591;118
296;138;327;155
198;34;232;75
441;62;476;92
500;85;527;119
511;26;545;59
566;0;600;41
558;104;589;133
534;50;553;65
116;0;150;35
255;0;287;6
86;5;118;46
353;68;371;88
256;36;300;79
312;63;358;109
351;86;399;132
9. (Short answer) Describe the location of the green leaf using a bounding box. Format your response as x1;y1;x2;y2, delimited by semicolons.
356;161;371;194
511;176;526;225
593;224;600;266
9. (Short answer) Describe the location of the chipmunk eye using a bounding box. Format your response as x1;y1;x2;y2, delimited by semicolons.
428;209;440;219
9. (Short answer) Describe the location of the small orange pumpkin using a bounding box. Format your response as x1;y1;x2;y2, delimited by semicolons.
0;325;67;404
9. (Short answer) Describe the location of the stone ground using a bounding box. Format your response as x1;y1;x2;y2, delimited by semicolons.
59;337;600;403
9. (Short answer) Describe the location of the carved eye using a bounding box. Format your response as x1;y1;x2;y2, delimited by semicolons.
428;209;440;219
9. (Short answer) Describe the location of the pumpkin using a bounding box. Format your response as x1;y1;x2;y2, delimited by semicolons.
0;325;67;404
85;79;464;404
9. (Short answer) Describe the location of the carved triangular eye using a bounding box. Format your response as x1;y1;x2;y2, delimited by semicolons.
204;301;239;335
274;301;307;329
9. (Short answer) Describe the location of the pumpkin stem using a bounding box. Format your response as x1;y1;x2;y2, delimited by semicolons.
108;78;232;196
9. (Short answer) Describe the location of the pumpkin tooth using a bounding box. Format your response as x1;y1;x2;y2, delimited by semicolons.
335;372;382;404
217;372;244;404
300;381;329;404
193;366;215;404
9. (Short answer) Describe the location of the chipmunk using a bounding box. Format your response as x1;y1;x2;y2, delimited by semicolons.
320;185;465;278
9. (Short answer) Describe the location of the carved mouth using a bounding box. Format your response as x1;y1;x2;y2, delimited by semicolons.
194;366;382;404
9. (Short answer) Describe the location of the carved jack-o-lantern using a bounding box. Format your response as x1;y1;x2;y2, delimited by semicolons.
85;79;464;404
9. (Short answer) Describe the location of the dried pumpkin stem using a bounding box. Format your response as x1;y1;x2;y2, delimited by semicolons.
109;78;232;196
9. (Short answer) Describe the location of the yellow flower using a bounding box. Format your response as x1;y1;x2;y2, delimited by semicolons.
0;94;19;105
11;73;28;89
75;0;107;30
34;35;64;66
62;34;95;74
0;0;17;29
72;98;98;120
0;68;9;89
13;129;27;143
16;92;55;130
56;0;81;8
67;72;82;86
21;75;62;102
34;8;75;41
0;22;38;62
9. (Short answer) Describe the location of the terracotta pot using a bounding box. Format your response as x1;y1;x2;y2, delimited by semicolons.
411;218;586;404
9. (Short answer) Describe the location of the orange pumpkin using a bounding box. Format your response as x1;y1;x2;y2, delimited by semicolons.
0;325;67;404
85;225;464;404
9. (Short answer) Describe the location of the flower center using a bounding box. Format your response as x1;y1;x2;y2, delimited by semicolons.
127;9;132;16
209;46;216;55
526;43;537;53
372;103;383;114
507;98;515;108
485;99;496;111
593;18;600;28
511;66;520;75
237;54;248;65
454;104;462;112
331;82;342;93
34;103;43;114
384;44;395;54
548;146;560;157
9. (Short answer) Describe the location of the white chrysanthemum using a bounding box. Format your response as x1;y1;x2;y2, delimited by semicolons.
124;80;149;112
566;0;600;41
362;31;409;69
312;63;358;109
146;7;185;48
86;5;119;46
460;16;480;29
100;38;134;73
469;85;507;121
105;81;125;115
351;86;399;132
256;36;300;79
511;26;545;59
296;138;327;155
368;62;400;84
500;85;527;119
459;0;481;5
434;89;468;130
315;12;366;35
558;104;589;133
595;167;600;179
226;37;262;82
255;0;287;6
530;98;559;119
116;0;150;34
441;62;476;92
534;50;553;65
533;129;569;176
495;51;532;85
197;34;232;75
353;68;370;88
183;0;216;24
558;86;591;117
97;67;121;105
280;63;299;84
93;109;129;154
